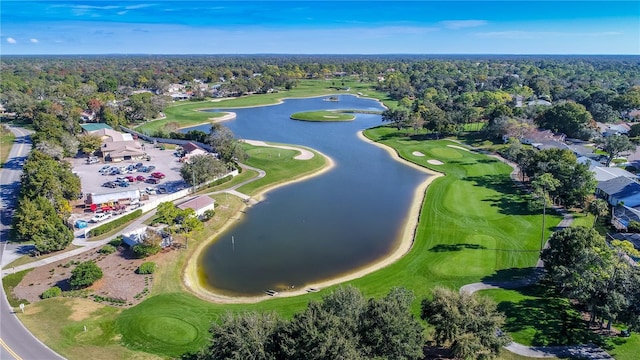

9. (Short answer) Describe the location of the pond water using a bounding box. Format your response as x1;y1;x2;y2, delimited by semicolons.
187;95;429;296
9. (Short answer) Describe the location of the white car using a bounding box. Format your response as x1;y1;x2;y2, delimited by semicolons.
98;165;111;173
90;212;112;223
144;187;157;195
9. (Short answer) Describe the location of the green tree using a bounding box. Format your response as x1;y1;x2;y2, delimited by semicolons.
12;196;74;253
587;198;609;227
197;312;280;360
535;101;594;140
421;287;510;360
77;134;103;156
381;107;411;131
155;201;181;225
69;261;103;289
597;134;636;167
207;124;246;166
361;287;424;359
180;154;228;187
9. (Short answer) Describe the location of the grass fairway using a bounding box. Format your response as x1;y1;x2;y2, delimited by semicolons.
290;110;355;122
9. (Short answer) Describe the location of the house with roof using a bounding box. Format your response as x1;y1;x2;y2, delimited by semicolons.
80;123;113;133
591;166;639;183
177;195;215;218
527;99;552;107
122;226;172;248
596;176;640;207
596;122;631;137
85;127;146;162
180;142;209;162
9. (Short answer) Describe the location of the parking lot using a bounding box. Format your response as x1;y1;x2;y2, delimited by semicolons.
71;144;189;215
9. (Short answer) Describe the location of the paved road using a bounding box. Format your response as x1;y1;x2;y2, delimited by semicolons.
0;126;65;360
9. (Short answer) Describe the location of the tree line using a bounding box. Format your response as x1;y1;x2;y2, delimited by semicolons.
183;286;510;360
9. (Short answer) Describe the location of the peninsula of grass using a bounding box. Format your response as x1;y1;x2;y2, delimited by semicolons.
290;110;355;122
17;126;559;359
134;79;392;134
237;143;328;196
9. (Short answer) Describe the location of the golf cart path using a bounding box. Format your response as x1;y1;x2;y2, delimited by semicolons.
454;141;612;359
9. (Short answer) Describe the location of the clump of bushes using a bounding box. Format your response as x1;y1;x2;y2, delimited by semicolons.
108;236;123;247
98;244;117;254
133;243;161;258
88;210;143;237
41;286;62;299
69;261;103;289
201;209;215;221
137;262;156;274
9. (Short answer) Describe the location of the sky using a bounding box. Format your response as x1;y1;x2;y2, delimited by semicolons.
1;1;639;55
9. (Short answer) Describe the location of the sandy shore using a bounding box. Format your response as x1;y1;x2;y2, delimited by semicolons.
183;131;443;304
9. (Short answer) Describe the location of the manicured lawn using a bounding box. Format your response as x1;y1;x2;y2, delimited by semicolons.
290;110;355;121
2;269;32;306
237;143;328;196
480;286;639;360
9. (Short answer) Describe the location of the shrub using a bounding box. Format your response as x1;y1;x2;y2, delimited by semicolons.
108;236;123;247
88;210;143;237
628;220;640;233
137;262;156;274
41;286;62;299
98;245;117;254
69;261;103;289
132;243;161;258
201;209;215;221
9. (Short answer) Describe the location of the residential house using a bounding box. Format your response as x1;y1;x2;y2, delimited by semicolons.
80;123;113;134
180;142;208;161
596;122;631;137
596;176;640;207
591;166;638;182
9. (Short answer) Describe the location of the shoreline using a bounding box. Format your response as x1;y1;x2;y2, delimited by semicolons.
182;131;443;304
183;144;337;303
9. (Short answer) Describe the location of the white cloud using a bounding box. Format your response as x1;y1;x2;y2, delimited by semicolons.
476;30;623;39
30;38;39;43
440;20;487;30
7;37;16;44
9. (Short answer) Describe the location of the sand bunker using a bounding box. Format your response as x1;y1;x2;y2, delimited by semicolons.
447;144;470;152
412;151;425;157
428;159;444;165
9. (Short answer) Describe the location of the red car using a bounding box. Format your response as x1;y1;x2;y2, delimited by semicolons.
136;175;146;182
151;172;166;179
125;175;136;182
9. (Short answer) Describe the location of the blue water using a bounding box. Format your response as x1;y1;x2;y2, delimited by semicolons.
187;95;429;296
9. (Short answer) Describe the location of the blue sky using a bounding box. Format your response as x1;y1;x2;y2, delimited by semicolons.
1;1;639;55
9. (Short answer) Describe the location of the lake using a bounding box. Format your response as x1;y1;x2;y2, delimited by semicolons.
187;95;429;296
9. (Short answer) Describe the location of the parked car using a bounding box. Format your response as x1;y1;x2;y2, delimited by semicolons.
98;165;111;173
135;162;144;169
125;175;136;182
139;166;148;172
143;165;156;173
118;181;130;187
126;164;137;173
102;181;117;188
86;156;99;164
136;175;146;181
90;212;112;223
145;187;157;195
146;177;161;184
151;172;165;179
109;168;121;175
